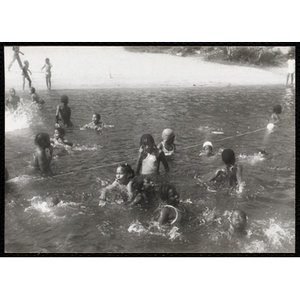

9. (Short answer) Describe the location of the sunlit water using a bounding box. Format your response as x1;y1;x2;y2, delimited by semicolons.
5;85;295;253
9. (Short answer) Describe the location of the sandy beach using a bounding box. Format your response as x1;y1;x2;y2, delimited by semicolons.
4;46;287;91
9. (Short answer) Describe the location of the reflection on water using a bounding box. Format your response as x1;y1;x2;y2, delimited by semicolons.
5;85;295;253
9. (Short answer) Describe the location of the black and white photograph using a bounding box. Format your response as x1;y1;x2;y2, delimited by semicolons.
4;44;296;254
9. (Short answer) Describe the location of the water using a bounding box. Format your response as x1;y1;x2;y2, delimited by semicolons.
5;85;295;253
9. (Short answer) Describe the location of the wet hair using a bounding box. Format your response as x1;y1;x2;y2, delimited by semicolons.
30;87;36;94
118;163;135;179
273;104;282;114
162;128;175;141
34;133;51;149
93;113;101;120
140;134;156;148
61;95;69;104
159;184;178;205
55;127;65;137
222;149;235;165
9;88;16;94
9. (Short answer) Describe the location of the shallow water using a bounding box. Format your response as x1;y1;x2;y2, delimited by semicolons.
5;85;295;253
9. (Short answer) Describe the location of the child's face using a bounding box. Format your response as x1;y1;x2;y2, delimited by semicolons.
231;210;246;230
165;135;175;144
167;188;179;206
92;114;100;124
142;141;154;154
54;130;63;140
203;145;212;154
9;89;15;96
116;166;129;184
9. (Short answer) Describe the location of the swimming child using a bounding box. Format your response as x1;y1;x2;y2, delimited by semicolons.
99;164;135;203
136;134;169;175
199;141;214;156
228;209;247;236
269;105;282;124
81;113;104;131
5;88;20;110
30;87;45;104
8;46;24;71
157;128;176;156
22;60;32;91
157;184;186;225
208;148;244;193
41;58;53;90
286;53;295;86
50;128;73;147
55;95;73;128
32;133;53;174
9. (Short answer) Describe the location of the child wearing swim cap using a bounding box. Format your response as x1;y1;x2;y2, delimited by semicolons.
99;164;135;204
269;104;282;124
50;128;73;147
199;141;214;156
208;148;244;193
136;134;169;175
5;88;20;110
157;128;176;157
228;209;247;236
157;184;186;225
33;133;53;174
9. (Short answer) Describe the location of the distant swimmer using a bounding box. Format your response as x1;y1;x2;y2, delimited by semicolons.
157;128;176;157
199;141;214;157
22;60;32;91
81;113;104;131
41;58;53;90
32;133;53;174
30;87;45;104
55;95;73;128
208;148;244;193
269;104;282;124
286;53;295;86
5;88;21;110
8;46;24;71
50;128;73;147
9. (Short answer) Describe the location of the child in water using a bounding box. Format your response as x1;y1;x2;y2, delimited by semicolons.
22;60;32;91
157;184;186;225
8;46;24;71
208;148;244;193
228;209;247;236
136;134;169;175
55;95;73;128
30;87;45;104
50;128;73;147
81;113;104;131
33;133;53;174
5;88;20;110
269;104;282;124
199;141;214;157
99;164;135;204
157;128;176;157
41;58;53;90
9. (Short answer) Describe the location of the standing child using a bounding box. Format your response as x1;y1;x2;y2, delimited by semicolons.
30;87;45;104
33;133;53;174
269;104;282;124
81;113;104;131
157;128;176;157
41;58;53;90
208;148;244;193
8;46;24;71
22;60;32;91
50;128;73;147
157;184;186;225
5;88;20;110
55;95;73;128
136;134;169;175
99;164;135;203
286;53;295;86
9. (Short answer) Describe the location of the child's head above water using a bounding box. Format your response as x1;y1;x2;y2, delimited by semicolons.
30;87;36;94
273;104;282;114
230;209;247;233
9;88;16;96
222;149;235;165
34;133;51;149
159;184;180;206
54;128;65;139
115;164;135;185
61;95;69;105
140;134;156;153
162;128;175;143
203;141;213;154
92;113;101;124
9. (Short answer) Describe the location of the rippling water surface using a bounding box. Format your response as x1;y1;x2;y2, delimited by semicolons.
5;85;295;253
